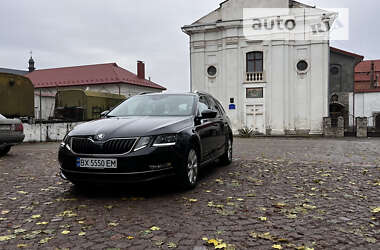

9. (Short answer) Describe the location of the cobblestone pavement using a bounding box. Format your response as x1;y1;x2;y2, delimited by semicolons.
0;138;379;250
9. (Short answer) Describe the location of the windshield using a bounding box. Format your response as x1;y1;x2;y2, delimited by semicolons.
108;94;195;117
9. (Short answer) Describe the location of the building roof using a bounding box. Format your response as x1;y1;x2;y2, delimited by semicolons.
330;47;364;60
26;63;166;90
0;68;28;76
355;60;380;93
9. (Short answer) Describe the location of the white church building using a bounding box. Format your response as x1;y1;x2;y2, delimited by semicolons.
182;0;335;135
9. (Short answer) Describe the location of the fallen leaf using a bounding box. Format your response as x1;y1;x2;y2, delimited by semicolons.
259;216;267;221
0;234;16;241
1;210;10;215
17;191;28;195
215;243;227;249
14;228;26;234
104;205;113;209
17;244;28;248
36;221;49;225
61;230;70;235
127;236;134;240
167;242;177;248
108;222;119;227
302;204;317;209
39;237;53;244
78;232;86;236
31;214;41;219
189;199;198;202
150;226;160;231
272;244;282;249
371;207;380;213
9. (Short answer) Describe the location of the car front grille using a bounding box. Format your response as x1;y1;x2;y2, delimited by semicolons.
71;137;137;155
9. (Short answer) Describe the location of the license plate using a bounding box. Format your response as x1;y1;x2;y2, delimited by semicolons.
76;158;117;169
0;125;10;131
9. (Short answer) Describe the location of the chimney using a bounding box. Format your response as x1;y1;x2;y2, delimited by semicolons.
137;61;145;79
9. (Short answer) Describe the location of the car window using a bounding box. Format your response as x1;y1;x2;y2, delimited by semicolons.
214;99;226;115
108;94;195;117
0;114;5;119
197;95;211;116
206;96;221;117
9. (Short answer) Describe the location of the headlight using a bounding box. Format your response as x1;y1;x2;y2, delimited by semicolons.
133;137;152;151
61;135;71;150
153;134;177;147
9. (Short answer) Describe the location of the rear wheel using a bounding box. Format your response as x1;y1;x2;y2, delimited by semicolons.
219;137;232;166
0;146;11;156
177;148;198;189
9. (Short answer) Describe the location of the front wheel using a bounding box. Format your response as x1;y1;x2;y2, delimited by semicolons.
219;137;232;166
177;148;198;189
0;146;11;157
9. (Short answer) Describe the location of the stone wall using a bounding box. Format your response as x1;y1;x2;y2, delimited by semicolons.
323;117;344;137
23;122;82;142
356;117;368;138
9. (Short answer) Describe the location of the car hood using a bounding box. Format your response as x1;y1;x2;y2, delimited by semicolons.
69;116;193;138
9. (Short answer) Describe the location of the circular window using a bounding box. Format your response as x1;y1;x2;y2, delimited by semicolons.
297;60;309;72
330;66;339;75
207;66;217;77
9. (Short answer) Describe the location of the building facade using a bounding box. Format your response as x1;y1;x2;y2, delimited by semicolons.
329;47;363;130
182;0;331;135
350;60;380;131
26;61;166;120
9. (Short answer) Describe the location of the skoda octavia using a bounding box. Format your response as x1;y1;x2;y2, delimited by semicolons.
58;92;233;189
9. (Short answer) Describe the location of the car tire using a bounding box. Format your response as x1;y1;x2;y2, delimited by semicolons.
219;137;232;166
0;146;11;156
177;147;199;189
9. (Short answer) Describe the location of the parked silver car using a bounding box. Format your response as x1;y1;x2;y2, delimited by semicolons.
0;114;25;156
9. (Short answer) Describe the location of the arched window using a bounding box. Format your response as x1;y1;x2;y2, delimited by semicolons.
246;52;263;72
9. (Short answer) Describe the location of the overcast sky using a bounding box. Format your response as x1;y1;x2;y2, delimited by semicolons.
0;0;378;92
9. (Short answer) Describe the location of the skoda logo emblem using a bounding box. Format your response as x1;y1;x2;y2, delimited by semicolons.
95;133;105;141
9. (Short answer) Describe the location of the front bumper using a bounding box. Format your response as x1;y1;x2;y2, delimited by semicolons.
58;144;186;184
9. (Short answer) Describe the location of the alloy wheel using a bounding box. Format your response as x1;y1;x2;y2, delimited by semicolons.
187;149;198;184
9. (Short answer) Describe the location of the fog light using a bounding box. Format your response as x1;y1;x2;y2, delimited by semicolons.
149;163;172;170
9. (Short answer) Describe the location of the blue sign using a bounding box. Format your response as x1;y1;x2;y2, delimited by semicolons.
229;104;236;110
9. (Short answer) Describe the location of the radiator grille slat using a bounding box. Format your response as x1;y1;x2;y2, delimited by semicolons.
71;138;136;155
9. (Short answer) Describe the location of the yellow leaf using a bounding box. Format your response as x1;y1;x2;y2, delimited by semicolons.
259;216;267;221
215;243;227;249
371;207;380;213
0;234;16;241
61;230;70;235
208;239;222;246
1;210;10;215
202;237;209;241
150;226;160;231
302;204;317;209
108;222;119;227
189;199;198;202
236;198;244;201
127;236;134;240
17;244;28;248
31;215;41;219
78;221;85;224
78;232;86;236
36;221;49;225
39;237;53;244
272;244;282;249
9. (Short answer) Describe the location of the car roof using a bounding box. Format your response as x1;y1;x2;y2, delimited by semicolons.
140;91;212;98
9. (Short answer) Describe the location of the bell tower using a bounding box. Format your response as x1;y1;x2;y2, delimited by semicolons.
28;51;35;72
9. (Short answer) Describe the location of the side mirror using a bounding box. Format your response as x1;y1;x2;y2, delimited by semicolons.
100;110;110;118
201;109;217;119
